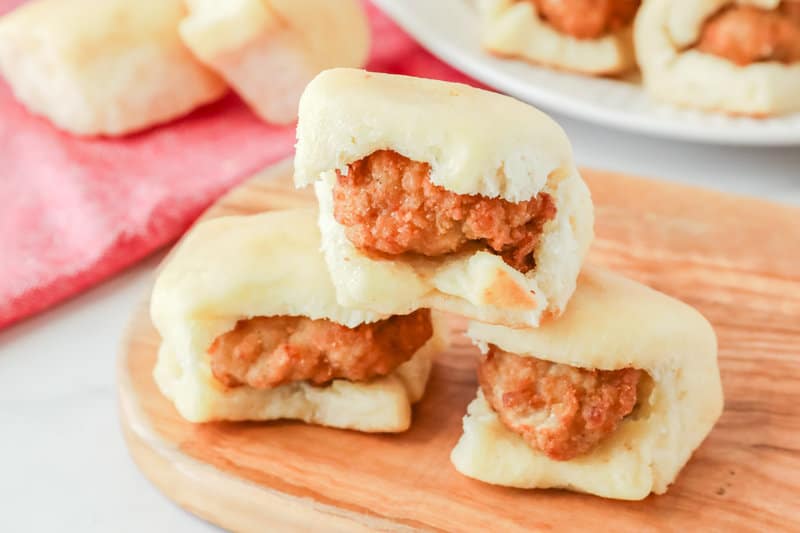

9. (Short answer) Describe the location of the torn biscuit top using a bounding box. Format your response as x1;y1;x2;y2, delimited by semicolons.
294;68;577;203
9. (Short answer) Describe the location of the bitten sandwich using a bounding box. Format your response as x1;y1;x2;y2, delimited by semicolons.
179;0;370;124
636;0;800;115
0;0;226;136
151;209;447;431
478;0;641;75
450;267;724;500
294;68;594;329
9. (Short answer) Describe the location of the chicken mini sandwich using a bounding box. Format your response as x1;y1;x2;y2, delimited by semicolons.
478;0;641;75
294;68;594;329
178;0;369;124
151;209;447;431
450;268;724;500
636;0;800;115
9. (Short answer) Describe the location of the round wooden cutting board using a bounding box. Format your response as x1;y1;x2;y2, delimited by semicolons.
118;158;800;532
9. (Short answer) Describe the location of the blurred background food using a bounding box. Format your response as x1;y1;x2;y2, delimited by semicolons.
479;0;640;75
0;1;798;531
2;0;798;140
179;0;369;124
378;0;800;143
635;0;800;116
0;0;369;135
0;0;227;136
477;0;800;117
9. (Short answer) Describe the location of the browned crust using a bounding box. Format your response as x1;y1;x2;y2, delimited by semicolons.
482;269;538;310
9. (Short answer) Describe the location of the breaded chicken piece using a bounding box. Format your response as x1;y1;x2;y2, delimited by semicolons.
209;309;432;388
530;0;641;39
332;150;556;273
696;2;800;66
478;346;642;460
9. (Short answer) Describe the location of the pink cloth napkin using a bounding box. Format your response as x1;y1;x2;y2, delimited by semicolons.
0;1;481;329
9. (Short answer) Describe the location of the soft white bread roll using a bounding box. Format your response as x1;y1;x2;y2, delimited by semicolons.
295;68;594;329
179;0;369;124
151;209;448;431
0;0;226;136
478;0;637;75
451;267;724;500
636;0;800;115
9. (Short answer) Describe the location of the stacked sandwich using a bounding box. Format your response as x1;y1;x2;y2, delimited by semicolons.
151;68;724;500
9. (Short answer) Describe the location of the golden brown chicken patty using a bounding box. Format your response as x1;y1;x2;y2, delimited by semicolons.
209;309;432;389
696;2;800;66
478;346;642;461
332;150;557;274
529;0;641;39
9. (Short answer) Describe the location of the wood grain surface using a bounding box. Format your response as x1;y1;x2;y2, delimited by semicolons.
118;159;800;532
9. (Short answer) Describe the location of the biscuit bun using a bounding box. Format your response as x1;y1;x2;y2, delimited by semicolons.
450;267;724;500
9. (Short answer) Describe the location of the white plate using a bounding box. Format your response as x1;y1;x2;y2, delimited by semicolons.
372;0;800;146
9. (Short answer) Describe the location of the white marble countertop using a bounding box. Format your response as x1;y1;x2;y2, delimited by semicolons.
1;115;798;532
